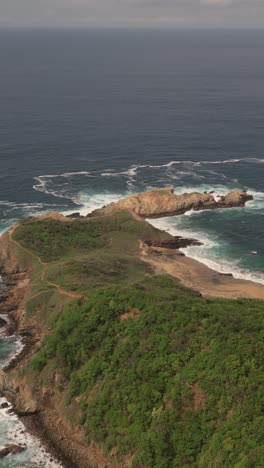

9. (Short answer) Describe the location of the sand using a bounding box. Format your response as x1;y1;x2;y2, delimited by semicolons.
141;251;264;300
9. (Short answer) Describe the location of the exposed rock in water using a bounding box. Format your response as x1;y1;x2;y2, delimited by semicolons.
0;402;9;409
144;237;202;250
0;444;26;458
87;187;253;219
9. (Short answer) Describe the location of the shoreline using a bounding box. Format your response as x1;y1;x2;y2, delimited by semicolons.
0;230;112;468
0;268;69;467
140;245;264;300
1;194;264;288
146;217;264;287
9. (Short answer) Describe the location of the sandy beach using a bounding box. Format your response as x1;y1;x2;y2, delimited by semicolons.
141;249;264;300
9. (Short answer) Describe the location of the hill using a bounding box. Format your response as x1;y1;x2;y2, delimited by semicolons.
1;212;264;467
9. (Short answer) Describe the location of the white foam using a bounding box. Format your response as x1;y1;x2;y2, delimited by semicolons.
0;336;25;369
33;176;73;200
246;191;264;210
194;157;264;165
147;217;264;286
172;184;230;196
60;171;91;177
184;249;264;285
62;191;129;217
0;398;62;467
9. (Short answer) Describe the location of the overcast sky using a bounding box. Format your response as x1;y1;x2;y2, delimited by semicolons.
1;0;264;29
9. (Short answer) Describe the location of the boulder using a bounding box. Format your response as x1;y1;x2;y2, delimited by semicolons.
0;444;25;458
219;190;253;208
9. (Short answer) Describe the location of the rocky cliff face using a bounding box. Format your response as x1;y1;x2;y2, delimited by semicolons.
0;229;22;275
87;187;253;219
0;370;38;416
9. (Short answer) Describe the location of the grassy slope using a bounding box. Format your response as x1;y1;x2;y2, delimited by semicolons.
13;213;264;467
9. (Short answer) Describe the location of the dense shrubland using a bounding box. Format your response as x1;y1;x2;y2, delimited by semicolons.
14;214;264;467
31;277;264;467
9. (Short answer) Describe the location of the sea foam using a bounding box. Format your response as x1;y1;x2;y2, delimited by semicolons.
147;217;264;285
0;398;62;467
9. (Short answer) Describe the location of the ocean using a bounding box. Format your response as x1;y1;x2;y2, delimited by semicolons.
0;28;263;465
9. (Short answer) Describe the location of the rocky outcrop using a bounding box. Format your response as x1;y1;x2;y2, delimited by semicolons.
0;370;38;416
0;229;23;275
66;212;83;219
87;187;253;219
144;237;202;250
0;444;26;458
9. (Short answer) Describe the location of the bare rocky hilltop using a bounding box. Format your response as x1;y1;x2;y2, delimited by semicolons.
86;187;253;219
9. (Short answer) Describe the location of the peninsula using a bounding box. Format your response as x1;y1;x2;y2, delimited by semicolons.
0;188;263;468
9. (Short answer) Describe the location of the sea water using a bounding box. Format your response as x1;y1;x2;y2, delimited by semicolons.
0;338;62;467
0;28;264;465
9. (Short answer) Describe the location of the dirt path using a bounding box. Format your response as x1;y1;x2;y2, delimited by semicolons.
9;227;82;300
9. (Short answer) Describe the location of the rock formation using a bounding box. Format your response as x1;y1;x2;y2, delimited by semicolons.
0;444;25;458
87;187;253;219
0;370;38;416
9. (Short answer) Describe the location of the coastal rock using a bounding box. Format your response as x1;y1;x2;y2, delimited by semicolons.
87;187;253;219
0;370;11;393
144;237;202;250
66;212;83;219
0;402;9;409
14;396;38;416
219;190;253;208
0;444;25;458
0;317;7;328
0;371;38;416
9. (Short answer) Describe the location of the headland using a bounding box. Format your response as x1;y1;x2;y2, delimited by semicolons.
0;188;263;467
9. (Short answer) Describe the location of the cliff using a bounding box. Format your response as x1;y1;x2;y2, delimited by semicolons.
87;187;253;219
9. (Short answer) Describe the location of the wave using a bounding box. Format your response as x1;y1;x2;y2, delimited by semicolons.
0;335;25;368
0;397;62;467
245;191;264;211
33;176;78;201
2;161;263;287
0;201;66;210
119;157;264;173
31;156;264;205
62;191;129;217
147;217;264;285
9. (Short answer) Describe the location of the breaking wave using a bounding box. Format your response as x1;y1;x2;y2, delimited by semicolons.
0;157;263;284
0;398;62;467
147;217;264;285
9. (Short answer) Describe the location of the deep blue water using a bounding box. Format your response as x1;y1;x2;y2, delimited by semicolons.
0;27;264;466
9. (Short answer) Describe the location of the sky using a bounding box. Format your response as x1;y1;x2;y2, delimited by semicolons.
0;0;264;29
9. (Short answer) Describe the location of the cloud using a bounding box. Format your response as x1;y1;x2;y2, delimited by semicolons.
0;0;264;28
201;0;233;6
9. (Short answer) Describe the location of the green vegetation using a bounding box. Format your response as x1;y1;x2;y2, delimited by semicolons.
14;212;167;262
14;213;167;295
31;278;264;467
14;214;264;467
